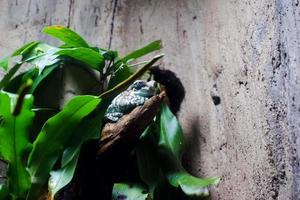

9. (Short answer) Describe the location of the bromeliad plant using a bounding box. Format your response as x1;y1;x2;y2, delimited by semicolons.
0;26;219;200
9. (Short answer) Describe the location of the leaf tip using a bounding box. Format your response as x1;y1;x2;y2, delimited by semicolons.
43;25;65;32
153;54;164;60
156;40;163;48
212;176;221;185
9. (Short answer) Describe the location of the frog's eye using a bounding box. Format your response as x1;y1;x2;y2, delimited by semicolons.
131;81;146;90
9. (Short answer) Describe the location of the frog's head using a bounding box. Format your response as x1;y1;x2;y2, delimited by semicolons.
128;80;157;97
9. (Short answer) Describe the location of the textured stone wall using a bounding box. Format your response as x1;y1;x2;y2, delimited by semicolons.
1;0;300;199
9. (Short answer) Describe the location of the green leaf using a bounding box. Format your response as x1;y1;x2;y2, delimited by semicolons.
158;147;220;197
12;42;39;57
12;79;33;116
55;48;104;70
22;43;59;73
48;108;105;198
121;40;162;63
30;64;59;93
107;40;162;88
157;146;219;197
0;43;59;92
48;145;81;199
0;57;9;71
0;91;34;198
93;47;118;61
0;41;39;71
0;63;22;90
21;43;53;60
157;103;219;197
0;42;43;89
167;171;219;197
136;127;163;196
112;183;151;200
108;64;132;89
0;184;9;200
43;26;89;47
3;68;38;93
4;64;59;94
159;103;185;158
137;104;219;198
26;95;101;200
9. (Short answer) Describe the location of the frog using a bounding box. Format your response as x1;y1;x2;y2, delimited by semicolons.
104;80;158;122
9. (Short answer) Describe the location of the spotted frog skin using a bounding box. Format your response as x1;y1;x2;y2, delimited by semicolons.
104;80;157;122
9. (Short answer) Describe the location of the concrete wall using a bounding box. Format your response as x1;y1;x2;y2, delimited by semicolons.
1;0;300;199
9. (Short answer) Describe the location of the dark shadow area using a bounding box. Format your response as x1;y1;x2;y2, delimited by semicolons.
182;117;205;176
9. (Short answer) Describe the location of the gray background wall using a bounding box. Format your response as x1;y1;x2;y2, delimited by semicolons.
1;0;300;199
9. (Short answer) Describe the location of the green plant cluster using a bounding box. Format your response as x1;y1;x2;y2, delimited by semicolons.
0;26;219;200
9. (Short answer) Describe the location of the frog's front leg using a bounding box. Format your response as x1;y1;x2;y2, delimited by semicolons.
105;111;124;122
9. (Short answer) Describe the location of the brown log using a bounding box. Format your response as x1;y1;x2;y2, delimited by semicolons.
97;92;165;156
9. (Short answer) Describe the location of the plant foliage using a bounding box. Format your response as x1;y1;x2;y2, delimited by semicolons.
135;104;219;199
0;90;34;199
0;26;218;200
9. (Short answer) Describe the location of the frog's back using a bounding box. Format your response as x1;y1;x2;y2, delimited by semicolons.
105;90;148;122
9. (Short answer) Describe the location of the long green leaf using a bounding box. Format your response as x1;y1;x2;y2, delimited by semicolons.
61;145;81;168
157;103;219;197
159;103;185;158
0;57;8;71
167;170;219;197
55;48;104;70
0;43;58;92
22;43;59;73
12;42;40;57
30;64;59;93
98;48;118;61
3;69;38;93
0;184;9;200
107;40;162;89
157;145;219;197
158;147;220;197
26;95;101;200
43;26;89;48
107;64;132;89
0;41;39;71
48;108;105;198
21;43;54;60
121;40;162;63
0;92;34;198
136;127;163;197
4;63;59;94
0;63;22;90
48;145;81;199
112;183;151;200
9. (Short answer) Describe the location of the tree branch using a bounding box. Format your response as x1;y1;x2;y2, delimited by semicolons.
97;92;165;156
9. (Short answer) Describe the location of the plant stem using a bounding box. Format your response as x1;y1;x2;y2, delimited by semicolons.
12;79;32;116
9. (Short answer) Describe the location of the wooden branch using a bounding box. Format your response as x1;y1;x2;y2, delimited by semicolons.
97;92;165;156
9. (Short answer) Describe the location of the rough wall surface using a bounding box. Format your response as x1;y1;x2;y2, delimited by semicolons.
0;0;300;199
